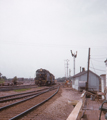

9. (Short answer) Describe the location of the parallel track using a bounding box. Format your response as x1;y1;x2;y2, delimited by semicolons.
0;85;59;120
0;85;37;91
10;86;59;120
0;88;49;103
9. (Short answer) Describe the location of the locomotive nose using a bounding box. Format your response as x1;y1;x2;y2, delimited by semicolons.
39;74;41;76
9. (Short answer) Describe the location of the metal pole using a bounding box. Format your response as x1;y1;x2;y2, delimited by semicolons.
73;55;75;76
69;69;71;77
70;50;77;76
65;59;69;78
104;59;107;100
86;48;90;91
64;61;66;78
67;59;69;78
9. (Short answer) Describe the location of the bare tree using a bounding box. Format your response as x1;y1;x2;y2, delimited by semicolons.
0;73;2;80
12;76;17;85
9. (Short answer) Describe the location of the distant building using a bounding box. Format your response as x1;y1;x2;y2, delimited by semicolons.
71;69;100;92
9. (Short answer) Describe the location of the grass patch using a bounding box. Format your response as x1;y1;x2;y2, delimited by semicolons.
38;87;41;89
14;88;31;92
0;79;4;84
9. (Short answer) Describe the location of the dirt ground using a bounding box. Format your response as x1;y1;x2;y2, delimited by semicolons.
31;86;81;120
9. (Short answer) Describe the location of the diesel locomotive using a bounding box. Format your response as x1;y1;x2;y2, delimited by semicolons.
35;68;55;86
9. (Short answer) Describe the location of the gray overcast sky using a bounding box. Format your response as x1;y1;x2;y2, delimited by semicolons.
0;0;107;78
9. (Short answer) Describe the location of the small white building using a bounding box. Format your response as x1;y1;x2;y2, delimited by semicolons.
71;70;101;92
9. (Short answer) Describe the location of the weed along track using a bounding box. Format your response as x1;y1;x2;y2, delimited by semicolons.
0;87;49;104
0;86;59;120
0;85;37;92
0;88;50;109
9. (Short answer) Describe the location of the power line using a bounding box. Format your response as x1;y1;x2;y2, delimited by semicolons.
90;58;104;62
90;67;105;72
1;42;107;49
91;54;107;56
91;57;107;59
90;58;105;74
0;42;88;48
90;60;96;73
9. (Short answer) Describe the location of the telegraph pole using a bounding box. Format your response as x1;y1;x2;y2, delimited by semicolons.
70;50;77;75
69;69;71;77
64;61;66;78
104;59;107;100
86;48;90;91
65;59;69;78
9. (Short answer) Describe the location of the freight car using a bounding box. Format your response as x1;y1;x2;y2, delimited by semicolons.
35;68;55;86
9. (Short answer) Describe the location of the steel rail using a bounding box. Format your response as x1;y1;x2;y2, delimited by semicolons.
9;86;59;120
0;91;39;103
0;88;49;102
0;85;37;91
0;87;48;99
0;84;36;88
0;91;36;99
0;86;57;111
0;89;49;111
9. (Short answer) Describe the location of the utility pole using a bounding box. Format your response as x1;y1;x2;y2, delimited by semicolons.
86;48;90;91
64;61;66;78
65;59;69;78
70;50;77;75
69;69;71;77
104;59;107;100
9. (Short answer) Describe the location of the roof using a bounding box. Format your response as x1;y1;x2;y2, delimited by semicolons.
72;71;86;78
100;74;106;77
36;68;49;73
72;70;100;79
36;68;54;76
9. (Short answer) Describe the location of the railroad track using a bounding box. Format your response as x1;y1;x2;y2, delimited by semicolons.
0;85;37;91
0;85;59;120
0;87;49;103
